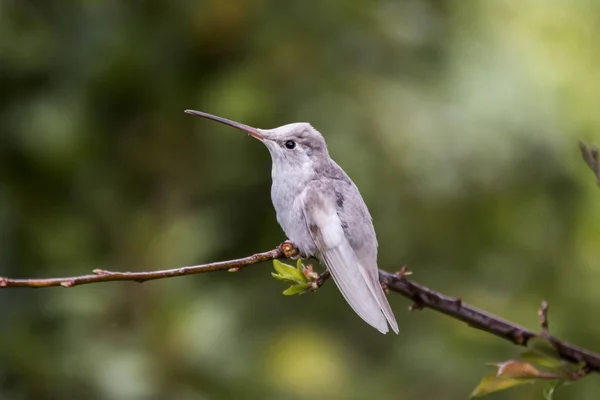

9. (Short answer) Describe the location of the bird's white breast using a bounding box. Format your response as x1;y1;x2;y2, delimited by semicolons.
270;174;318;256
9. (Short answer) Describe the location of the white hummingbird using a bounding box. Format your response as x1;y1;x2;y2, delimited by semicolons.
186;110;398;334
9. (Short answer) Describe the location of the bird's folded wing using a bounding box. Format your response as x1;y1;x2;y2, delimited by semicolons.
301;189;389;333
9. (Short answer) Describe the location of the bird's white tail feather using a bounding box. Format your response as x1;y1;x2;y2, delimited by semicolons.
320;247;389;333
357;264;399;334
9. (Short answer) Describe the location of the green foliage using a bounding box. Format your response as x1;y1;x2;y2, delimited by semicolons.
271;259;317;295
471;338;587;399
282;284;312;296
470;366;537;398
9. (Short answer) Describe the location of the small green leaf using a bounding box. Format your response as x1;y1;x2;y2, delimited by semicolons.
470;372;534;398
272;260;307;283
543;380;564;400
271;272;290;282
282;283;311;295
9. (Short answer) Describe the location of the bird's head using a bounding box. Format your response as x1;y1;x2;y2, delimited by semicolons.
185;110;330;177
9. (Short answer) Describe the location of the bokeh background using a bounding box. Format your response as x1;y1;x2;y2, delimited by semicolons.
1;1;600;399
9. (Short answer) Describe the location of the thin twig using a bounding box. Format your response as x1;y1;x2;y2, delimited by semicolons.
579;141;600;186
538;300;550;335
0;246;286;288
1;246;599;374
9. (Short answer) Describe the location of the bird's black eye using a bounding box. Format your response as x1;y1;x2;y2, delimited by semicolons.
284;140;296;149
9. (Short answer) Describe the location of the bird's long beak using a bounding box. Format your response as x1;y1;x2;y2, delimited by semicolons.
184;109;264;140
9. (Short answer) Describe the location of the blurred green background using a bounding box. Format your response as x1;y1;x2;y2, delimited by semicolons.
1;0;600;399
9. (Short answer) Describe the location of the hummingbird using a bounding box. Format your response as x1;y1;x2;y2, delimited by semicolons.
185;110;398;334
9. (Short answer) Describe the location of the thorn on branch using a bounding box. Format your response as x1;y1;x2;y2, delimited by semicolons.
93;269;113;275
579;141;600;186
60;280;74;288
0;277;7;287
538;300;550;336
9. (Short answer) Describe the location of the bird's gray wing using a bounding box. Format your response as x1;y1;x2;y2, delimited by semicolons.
301;185;390;333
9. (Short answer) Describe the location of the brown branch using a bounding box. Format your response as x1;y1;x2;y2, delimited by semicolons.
0;247;286;288
579;141;600;186
379;271;600;373
1;244;599;375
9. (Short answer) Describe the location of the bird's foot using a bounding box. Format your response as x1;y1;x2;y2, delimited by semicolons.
279;240;300;259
